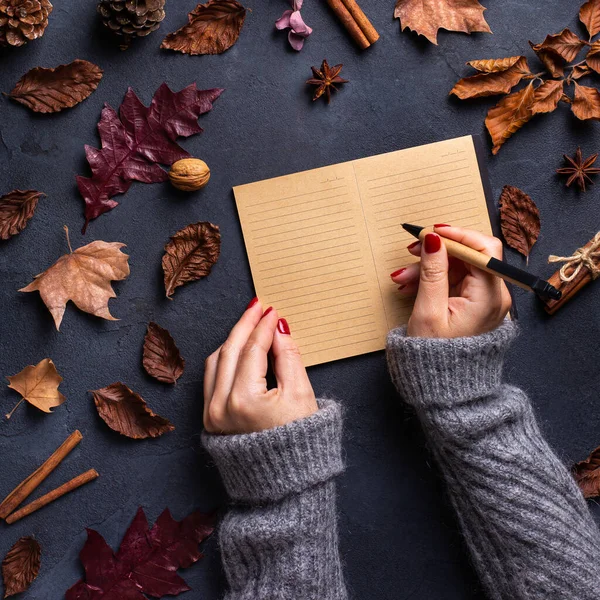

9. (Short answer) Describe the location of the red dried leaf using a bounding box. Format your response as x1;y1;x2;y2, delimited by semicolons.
0;190;44;240
65;507;215;600
143;322;185;384
580;0;600;38
77;83;224;233
2;537;41;598
499;185;540;260
571;82;600;120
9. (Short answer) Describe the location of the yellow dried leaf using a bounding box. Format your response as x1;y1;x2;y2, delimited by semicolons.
571;83;600;120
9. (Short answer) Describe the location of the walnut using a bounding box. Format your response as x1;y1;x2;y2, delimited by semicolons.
168;158;210;191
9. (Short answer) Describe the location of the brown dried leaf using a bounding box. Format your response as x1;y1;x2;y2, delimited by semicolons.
451;56;530;99
571;63;593;79
143;322;185;384
91;382;174;439
585;41;600;73
161;0;246;55
580;0;600;38
9;60;103;114
530;79;564;114
499;185;540;260
528;40;565;78
573;446;600;499
2;537;41;598
19;227;130;330
532;28;586;63
572;82;600;119
162;222;220;298
0;190;44;240
485;82;536;155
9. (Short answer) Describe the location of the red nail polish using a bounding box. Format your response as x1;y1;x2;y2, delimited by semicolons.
246;296;258;310
390;268;406;278
397;284;406;291
262;306;273;318
407;241;420;250
434;223;450;228
277;318;291;335
424;233;441;254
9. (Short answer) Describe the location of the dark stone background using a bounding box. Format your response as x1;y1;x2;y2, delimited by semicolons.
1;1;599;598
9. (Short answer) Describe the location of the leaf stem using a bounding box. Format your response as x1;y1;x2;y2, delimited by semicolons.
63;225;73;253
6;398;24;420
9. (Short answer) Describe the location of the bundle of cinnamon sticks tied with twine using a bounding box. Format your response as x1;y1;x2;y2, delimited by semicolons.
325;0;379;49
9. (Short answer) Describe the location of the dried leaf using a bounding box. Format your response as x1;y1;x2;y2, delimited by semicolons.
571;63;593;79
161;0;247;55
6;358;65;419
162;222;221;298
580;0;600;38
143;322;185;384
65;507;215;600
20;226;130;330
571;82;600;120
0;190;44;240
2;537;41;598
91;382;174;439
530;79;564;114
485;82;536;154
450;56;530;99
585;41;600;73
499;185;540;260
573;446;600;499
529;40;565;78
9;60;103;114
394;0;491;45
532;29;586;63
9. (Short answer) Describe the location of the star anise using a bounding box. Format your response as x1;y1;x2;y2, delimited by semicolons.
306;59;348;104
556;147;600;192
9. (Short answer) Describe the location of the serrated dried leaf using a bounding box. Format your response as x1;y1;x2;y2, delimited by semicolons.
450;56;530;99
529;40;565;78
9;60;103;114
585;41;600;73
530;79;564;114
0;190;44;240
533;28;586;63
91;382;174;439
572;82;600;120
499;185;540;260
143;322;185;384
162;222;220;298
394;0;491;45
2;537;41;598
580;0;600;38
161;0;247;55
485;82;536;154
466;56;523;73
573;446;600;499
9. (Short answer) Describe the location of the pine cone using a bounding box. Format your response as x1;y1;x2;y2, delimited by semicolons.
0;0;53;47
97;0;165;50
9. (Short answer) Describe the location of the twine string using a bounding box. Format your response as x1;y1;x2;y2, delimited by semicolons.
548;232;600;283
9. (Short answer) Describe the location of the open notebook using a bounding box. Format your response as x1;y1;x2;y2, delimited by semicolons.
233;135;494;367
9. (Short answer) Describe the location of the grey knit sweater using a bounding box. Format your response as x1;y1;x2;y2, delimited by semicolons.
203;321;600;599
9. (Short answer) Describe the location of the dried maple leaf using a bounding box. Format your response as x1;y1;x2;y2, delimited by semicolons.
9;60;103;114
571;82;600;119
161;0;246;55
556;147;600;191
499;185;540;261
306;60;348;104
77;84;224;233
573;446;600;499
91;382;174;439
2;537;41;598
162;222;221;298
65;507;215;600
529;79;564;114
580;0;600;39
0;190;44;240
20;226;130;330
143;322;185;384
6;358;65;419
394;0;491;45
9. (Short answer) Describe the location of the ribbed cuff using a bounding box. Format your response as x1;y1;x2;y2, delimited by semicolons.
202;399;344;505
386;321;518;408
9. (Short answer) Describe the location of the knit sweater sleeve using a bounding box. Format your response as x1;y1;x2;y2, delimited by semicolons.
202;399;347;600
386;321;600;600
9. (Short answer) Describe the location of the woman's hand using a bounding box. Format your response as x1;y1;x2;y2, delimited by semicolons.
203;298;318;434
390;225;512;338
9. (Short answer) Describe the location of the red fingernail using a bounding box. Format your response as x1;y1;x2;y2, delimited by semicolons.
407;241;420;250
277;318;291;335
434;223;450;228
262;306;273;318
424;233;441;254
390;268;406;278
246;296;258;310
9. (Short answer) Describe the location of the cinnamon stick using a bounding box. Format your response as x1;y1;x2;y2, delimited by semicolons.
5;469;99;525
0;430;82;519
324;0;370;49
341;0;379;45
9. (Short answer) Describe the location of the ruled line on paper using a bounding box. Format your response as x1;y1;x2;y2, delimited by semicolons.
256;239;358;265
252;206;354;233
257;248;361;275
273;281;368;309
377;207;480;235
264;274;367;296
295;322;377;344
281;293;371;319
302;336;381;356
255;230;357;256
247;183;348;207
253;220;356;248
256;241;359;268
367;164;469;191
291;306;374;331
365;157;466;183
293;316;375;339
261;259;363;284
369;174;473;199
248;191;349;217
374;193;477;219
249;199;351;224
370;181;474;208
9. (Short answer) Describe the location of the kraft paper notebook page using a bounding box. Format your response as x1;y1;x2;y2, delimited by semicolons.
234;135;493;367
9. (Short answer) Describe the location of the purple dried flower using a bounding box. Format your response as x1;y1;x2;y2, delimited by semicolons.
275;0;312;51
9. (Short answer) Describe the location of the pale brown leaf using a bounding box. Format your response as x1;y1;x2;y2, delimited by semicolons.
585;41;600;73
532;28;586;63
499;185;540;260
394;0;491;45
2;537;41;598
19;227;130;330
530;79;564;114
161;0;246;55
572;82;600;119
143;322;185;384
485;82;536;154
580;0;600;38
573;446;600;499
0;190;44;240
529;40;564;78
162;222;220;298
451;56;530;99
466;56;524;73
91;382;174;439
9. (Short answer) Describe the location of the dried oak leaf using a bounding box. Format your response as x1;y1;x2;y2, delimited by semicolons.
161;0;247;55
6;358;65;419
77;84;224;233
2;537;41;598
9;60;103;114
162;222;221;298
394;0;491;45
20;227;130;330
571;82;600;119
65;507;215;600
573;446;600;499
143;322;185;384
91;382;174;439
580;0;600;38
498;184;540;260
0;190;44;240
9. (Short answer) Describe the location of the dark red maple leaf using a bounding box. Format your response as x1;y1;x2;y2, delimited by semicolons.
77;83;224;233
65;507;216;599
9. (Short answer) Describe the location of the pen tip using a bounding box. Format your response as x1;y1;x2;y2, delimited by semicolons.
402;223;423;238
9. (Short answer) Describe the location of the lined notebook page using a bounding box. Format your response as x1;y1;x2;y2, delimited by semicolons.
234;135;492;367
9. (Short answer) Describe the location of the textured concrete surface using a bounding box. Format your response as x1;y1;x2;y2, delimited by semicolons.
1;1;599;598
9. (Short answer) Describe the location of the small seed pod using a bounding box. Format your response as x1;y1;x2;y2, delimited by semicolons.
169;158;210;192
